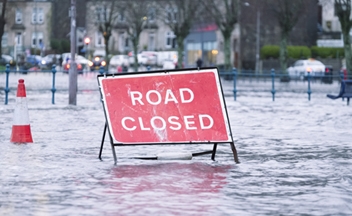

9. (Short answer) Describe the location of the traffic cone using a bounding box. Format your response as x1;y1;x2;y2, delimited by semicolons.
10;79;33;143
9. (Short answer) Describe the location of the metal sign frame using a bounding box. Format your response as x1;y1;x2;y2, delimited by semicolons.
97;67;239;164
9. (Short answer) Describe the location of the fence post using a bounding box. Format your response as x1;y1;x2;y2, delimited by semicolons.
51;64;56;104
99;66;104;75
271;69;276;101
307;72;311;101
233;68;237;101
340;72;344;101
4;64;10;105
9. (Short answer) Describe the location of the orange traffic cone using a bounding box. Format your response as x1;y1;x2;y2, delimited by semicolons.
10;79;33;143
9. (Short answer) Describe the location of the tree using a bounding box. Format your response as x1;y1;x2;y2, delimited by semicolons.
159;0;200;68
334;0;352;78
91;0;119;65
0;0;8;57
202;0;239;71
121;0;150;72
271;0;304;80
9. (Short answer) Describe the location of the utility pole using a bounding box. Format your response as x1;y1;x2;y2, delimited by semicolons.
69;0;77;105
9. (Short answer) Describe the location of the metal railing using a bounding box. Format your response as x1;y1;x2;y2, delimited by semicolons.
2;65;346;104
219;68;345;102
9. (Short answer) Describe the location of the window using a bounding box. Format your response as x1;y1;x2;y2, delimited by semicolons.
118;10;125;22
96;6;109;22
38;8;44;23
32;8;36;23
148;8;156;22
118;32;129;52
95;32;105;47
32;8;44;24
118;32;125;52
165;32;176;49
15;9;22;24
15;32;22;46
1;32;7;47
31;32;44;48
148;33;155;51
165;7;177;23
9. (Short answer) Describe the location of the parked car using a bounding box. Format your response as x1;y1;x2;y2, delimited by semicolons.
26;55;42;66
0;54;15;66
108;55;129;73
128;52;148;66
287;59;325;80
40;54;61;69
140;51;158;65
89;55;107;71
322;65;333;84
63;55;91;74
162;59;177;70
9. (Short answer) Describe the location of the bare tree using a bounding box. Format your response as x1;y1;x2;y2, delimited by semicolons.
334;0;352;77
202;0;239;71
90;0;119;64
271;0;304;80
158;0;199;68
0;0;8;57
121;0;150;72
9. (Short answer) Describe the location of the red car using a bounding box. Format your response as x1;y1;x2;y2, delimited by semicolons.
63;63;83;74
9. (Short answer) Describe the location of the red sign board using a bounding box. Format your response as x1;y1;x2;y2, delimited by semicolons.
98;68;231;144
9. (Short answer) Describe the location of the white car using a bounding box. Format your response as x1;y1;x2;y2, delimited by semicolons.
162;59;176;70
128;52;148;66
140;51;157;65
287;59;325;80
40;54;61;68
109;55;129;73
109;55;129;66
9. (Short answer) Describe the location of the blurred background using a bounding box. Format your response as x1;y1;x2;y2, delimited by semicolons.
0;0;350;80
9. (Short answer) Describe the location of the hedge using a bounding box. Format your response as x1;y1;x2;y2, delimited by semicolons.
261;45;280;59
261;45;344;59
261;45;311;59
311;46;344;58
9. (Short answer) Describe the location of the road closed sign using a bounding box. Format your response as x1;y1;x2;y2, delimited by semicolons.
97;68;232;144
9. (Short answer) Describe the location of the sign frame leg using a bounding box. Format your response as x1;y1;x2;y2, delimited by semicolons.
230;142;240;163
98;123;108;160
211;143;218;160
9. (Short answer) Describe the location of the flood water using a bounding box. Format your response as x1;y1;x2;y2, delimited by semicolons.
1;71;352;215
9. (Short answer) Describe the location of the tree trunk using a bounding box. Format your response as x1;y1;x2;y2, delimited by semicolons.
0;20;3;57
133;39;139;72
279;32;288;74
343;31;352;78
223;35;231;71
279;31;290;82
104;35;110;67
177;36;184;68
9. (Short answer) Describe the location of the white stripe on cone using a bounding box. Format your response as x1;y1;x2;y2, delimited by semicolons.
13;97;30;125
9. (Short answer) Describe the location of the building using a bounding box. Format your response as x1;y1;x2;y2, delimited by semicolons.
2;0;52;61
317;0;344;47
85;1;238;68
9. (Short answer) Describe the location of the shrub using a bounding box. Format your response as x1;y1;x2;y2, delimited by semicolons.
287;46;311;59
261;45;280;59
311;46;344;58
61;39;71;53
50;39;62;52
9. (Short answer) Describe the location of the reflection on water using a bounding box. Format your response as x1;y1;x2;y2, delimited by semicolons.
0;73;352;215
102;163;231;215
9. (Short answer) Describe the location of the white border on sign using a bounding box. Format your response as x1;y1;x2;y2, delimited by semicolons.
98;68;232;144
